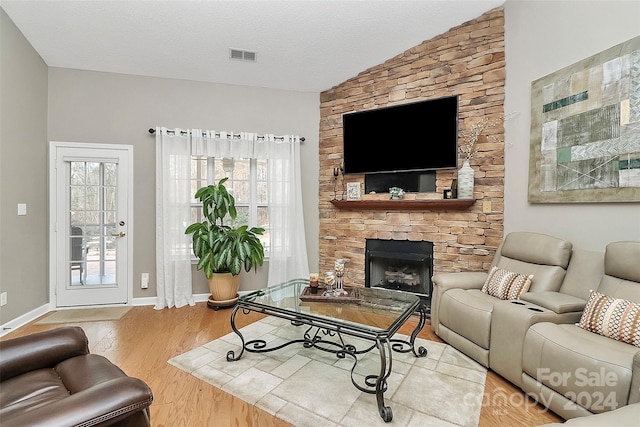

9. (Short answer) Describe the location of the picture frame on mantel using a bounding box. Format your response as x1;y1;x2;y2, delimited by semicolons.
346;182;361;200
528;35;640;203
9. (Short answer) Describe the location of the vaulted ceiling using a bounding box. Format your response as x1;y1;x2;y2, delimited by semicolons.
2;0;505;92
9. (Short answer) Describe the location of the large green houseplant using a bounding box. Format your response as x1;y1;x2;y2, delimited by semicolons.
185;177;264;305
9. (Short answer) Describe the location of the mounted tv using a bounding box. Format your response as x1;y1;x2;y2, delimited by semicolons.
342;95;459;174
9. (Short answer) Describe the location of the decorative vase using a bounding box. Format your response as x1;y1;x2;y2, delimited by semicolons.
457;161;474;199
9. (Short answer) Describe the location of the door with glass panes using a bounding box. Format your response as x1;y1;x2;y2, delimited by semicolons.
50;142;132;307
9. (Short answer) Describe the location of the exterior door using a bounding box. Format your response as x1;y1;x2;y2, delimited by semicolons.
50;142;133;307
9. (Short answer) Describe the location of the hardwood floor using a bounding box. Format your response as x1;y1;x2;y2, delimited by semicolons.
2;304;563;426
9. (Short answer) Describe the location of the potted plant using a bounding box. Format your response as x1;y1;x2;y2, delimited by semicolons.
185;177;265;306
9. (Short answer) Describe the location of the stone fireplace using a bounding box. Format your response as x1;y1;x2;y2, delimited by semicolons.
318;8;506;292
365;239;433;299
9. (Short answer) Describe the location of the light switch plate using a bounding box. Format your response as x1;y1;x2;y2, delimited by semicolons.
141;273;149;289
17;203;27;216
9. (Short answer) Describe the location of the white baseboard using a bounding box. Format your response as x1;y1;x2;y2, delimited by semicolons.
1;293;215;337
132;293;211;306
131;296;158;306
194;293;210;303
1;304;49;338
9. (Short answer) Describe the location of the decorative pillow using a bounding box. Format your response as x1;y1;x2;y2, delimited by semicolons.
481;266;533;300
577;290;640;348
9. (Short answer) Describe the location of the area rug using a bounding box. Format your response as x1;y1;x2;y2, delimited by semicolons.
34;306;132;324
169;316;487;427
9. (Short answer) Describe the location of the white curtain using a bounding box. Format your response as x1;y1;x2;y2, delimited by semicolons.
155;127;195;309
155;128;309;307
260;135;310;286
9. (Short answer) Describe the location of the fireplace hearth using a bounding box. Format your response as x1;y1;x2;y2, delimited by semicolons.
365;239;433;312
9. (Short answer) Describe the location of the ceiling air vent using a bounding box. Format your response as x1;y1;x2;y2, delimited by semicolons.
229;48;257;62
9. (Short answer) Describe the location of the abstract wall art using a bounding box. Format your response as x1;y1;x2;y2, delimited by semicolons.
528;36;640;203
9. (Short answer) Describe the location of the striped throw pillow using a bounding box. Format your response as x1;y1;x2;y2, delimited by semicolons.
577;290;640;348
481;267;533;300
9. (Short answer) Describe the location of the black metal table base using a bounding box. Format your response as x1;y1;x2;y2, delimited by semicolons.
227;303;428;422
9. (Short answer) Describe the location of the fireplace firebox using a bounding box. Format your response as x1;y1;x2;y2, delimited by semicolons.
365;239;433;310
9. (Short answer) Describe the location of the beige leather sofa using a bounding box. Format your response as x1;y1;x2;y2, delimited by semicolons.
432;235;640;425
522;241;640;420
431;232;576;368
540;402;640;426
489;248;603;388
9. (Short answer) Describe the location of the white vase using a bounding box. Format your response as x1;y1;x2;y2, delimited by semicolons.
457;161;474;199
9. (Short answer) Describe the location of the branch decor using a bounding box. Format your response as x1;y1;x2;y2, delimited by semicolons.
459;114;514;162
456;113;516;199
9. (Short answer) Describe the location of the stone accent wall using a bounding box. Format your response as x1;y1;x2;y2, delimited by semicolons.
318;8;506;286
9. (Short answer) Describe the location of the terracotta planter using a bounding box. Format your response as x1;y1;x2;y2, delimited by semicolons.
208;273;240;302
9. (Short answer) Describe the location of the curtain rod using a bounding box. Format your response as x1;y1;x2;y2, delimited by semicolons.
148;128;305;142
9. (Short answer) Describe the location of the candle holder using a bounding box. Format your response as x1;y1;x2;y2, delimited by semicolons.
323;271;336;297
309;273;319;294
340;164;346;200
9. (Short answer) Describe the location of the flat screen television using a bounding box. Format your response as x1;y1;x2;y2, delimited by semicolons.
342;95;459;174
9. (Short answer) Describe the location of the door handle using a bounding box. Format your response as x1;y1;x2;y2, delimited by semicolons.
111;232;126;237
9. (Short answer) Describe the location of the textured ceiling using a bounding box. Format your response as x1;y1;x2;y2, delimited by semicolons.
2;0;505;92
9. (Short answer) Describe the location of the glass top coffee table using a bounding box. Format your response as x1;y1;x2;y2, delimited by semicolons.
226;279;429;422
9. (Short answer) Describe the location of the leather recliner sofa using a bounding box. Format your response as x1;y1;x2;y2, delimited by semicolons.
431;234;640;425
0;326;153;427
522;241;640;420
540;402;640;426
487;247;603;388
431;231;577;368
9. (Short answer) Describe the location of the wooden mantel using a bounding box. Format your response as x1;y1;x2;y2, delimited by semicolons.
330;198;475;211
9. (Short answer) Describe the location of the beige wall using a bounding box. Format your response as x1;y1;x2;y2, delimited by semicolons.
47;68;320;298
0;9;49;325
503;0;640;250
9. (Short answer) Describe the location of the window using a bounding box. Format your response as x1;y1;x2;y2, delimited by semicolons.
69;161;118;285
190;157;270;256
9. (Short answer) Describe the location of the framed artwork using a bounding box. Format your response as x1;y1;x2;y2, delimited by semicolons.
346;182;361;200
528;36;640;203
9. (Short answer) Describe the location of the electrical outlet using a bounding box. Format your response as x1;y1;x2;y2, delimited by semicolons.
141;273;149;289
1;292;7;306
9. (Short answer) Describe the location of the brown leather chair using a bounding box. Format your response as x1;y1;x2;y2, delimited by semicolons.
0;326;153;427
